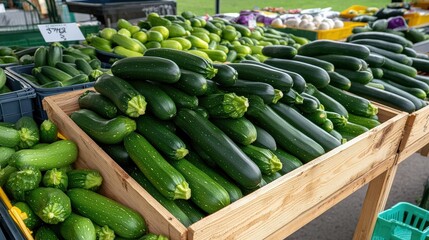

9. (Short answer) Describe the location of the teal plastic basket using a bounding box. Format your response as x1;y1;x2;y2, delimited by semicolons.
372;202;429;240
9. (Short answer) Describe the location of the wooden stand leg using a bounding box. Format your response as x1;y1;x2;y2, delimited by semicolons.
353;163;398;240
420;144;429;157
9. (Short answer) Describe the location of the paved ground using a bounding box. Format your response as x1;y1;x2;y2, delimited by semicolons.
287;153;429;240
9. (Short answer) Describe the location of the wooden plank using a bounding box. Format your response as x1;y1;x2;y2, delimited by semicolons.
420;144;429;157
353;161;399;240
398;134;429;163
266;154;396;240
42;89;187;240
398;105;429;152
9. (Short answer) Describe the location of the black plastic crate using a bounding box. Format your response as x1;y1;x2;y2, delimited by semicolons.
0;196;25;240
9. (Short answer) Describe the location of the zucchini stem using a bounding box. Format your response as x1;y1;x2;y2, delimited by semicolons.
173;181;191;200
126;95;147;117
272;89;284;104
175;148;189;160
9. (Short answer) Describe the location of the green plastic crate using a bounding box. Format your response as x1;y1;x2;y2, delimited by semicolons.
372;202;429;240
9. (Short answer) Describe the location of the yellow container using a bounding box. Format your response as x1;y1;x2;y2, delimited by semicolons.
340;5;368;19
404;12;429;26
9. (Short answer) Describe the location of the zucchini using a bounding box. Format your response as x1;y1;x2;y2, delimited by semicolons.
94;74;147;118
264;58;330;89
54;62;81;77
47;43;63;67
271;102;341;151
33;46;47;67
321;84;378;117
0;165;17;187
372;79;426;110
67;169;103;191
370;68;384;79
272;148;303;175
111;56;181;83
42;168;68;191
15;116;40;149
296;93;321;113
5;166;42;201
292;55;335;72
314;54;363;71
347;113;381;129
199;93;249;118
298;40;370;59
303;108;328;126
363;45;412;66
335;122;369;141
415;75;429;86
402;47;418;58
144;48;218;79
157;83;199;109
320;118;334;132
35;226;60;240
211;63;238;86
204;79;221;95
39;119;58;143
221;79;282;104
350;39;404;53
211;117;257;145
348;82;416;113
13;201;41;230
100;143;132;168
67;188;147;239
174;109;262;189
70;109;136;144
128;167;193;227
129;81;177;120
262;172;282;183
347;31;412;47
334;69;373;85
0;146;14;168
364;53;386;68
281;88;304;105
240;145;282;175
40;66;72;82
382;80;426;100
9;140;78;171
26;187;72;224
261;45;297;59
329;129;345;143
325;111;348;127
40;81;63;88
253;125;277;151
111;33;143;53
411;57;429;73
382;57;417;77
75;58;93;75
186;151;243;202
381;68;429;93
171;158;230;214
174;200;206;224
227;63;293;91
136;115;188;160
0;125;20;148
78;90;118;119
246;95;325;163
89;58;102;70
59;213;96;240
328;71;352;90
305;84;349;118
173;69;207;96
124;132;191;200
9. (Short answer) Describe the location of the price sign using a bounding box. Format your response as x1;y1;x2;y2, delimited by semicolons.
38;23;85;43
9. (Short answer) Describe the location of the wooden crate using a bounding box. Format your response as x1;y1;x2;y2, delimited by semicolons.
42;89;408;240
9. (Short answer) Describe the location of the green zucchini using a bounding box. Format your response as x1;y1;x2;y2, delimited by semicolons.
204;79;221;95
296;93;320;113
26;187;72;224
71;109;136;144
329;129;345;143
212;63;238;86
35;226;60;240
124;132;191;200
261;45;297;59
33;46;47;67
40;66;72;82
174;108;262;189
39;119;58;143
100;143;132;168
211;117;257;145
111;56;181;83
53;62;80;77
144;48;218;79
5;166;42;201
227;63;293;91
0;125;20;148
94;74;146;118
136;115;188;160
347;31;412;48
78;90;118;119
264;58;330;89
411;57;429;72
292;55;335;72
415;75;429;86
173;69;207;96
221;79;282;104
382;57;417;77
67;188;147;239
246;95;325;163
42;168;68;191
305;84;348;118
13;201;41;230
128;167;193;227
171;158;230;214
47;43;63;67
372;79;426;110
328;71;352;90
302;108;328;126
325;111;348;127
334;69;373;85
370;68;384;79
347;113;381;129
320;84;378;117
253;125;277;151
67;169;103;191
363;45;412;66
320;118;334;132
9;140;78;171
59;213;96;240
0;146;14;168
298;40;370;59
93;224;115;240
75;58;93;75
157;83;199;109
262;172;282;183
314;54;363;71
280;88;304;105
89;58;102;70
272;148;303;175
381;68;429;93
382;79;427;100
15;116;40;149
129;81;177;120
199;92;249;118
350;39;404;53
175;200;206;223
240;145;282;175
348;82;416;113
364;53;386;68
335;122;369;141
402;47;418;58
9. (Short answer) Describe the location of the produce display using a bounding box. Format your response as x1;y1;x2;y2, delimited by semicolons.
0;46;37;66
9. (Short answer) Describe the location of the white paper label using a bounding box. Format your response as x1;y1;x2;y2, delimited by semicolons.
0;4;5;13
248;19;257;29
38;23;85;42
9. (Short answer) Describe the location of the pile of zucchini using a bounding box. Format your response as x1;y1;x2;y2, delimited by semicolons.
20;43;109;89
0;117;164;240
0;46;37;66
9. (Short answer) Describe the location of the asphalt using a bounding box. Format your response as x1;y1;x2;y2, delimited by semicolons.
286;153;429;240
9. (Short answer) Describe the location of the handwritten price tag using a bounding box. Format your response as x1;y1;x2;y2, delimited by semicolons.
38;23;85;43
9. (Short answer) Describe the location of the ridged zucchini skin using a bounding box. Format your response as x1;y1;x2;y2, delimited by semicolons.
158;83;199;109
221;79;282;104
173;69;208;96
347;31;413;47
382;58;417;77
129;81;177;120
292;55;335;72
334;69;373;85
261;45;297;59
347;113;381;130
78;90;118;119
327;71;351;90
364;53;386;68
144;48;218;79
175;199;206;224
335;122;369;141
59;213;96;240
94;74;146;118
381;68;429;94
271;103;341;152
363;45;412;66
111;56;181;83
33;46;47;67
67;188;147;239
211;117;257;145
227;63;293;91
211;63;238;86
411;57;429;72
0;125;20;148
70;109;136;145
305;84;349;118
129;168;193;226
171;159;230;214
264;58;330;89
350;39;404;53
174;109;262;189
246;95;325;163
314;54;363;71
297;40;370;59
199;92;249;118
240;145;282;175
272;148;303;175
124;132;191;200
136;115;188;160
253;125;277;151
15;116;40;149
